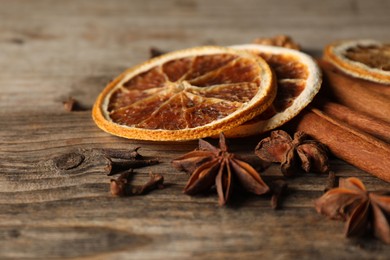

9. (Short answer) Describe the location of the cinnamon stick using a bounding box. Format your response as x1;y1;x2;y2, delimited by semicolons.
316;101;390;142
319;60;390;123
295;108;390;183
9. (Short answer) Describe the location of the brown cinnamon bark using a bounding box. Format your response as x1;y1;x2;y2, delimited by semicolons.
317;101;390;142
319;60;390;123
295;108;390;183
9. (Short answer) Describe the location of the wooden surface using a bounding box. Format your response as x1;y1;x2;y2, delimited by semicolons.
1;0;389;259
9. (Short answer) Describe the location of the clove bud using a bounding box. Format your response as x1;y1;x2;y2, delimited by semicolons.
110;170;164;196
105;157;159;176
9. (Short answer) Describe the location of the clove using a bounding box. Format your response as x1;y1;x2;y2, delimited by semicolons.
101;147;144;160
105;157;159;176
324;171;338;192
62;97;87;111
150;47;166;58
110;170;164;196
270;179;288;210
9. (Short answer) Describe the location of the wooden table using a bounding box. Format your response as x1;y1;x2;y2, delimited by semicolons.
1;0;389;258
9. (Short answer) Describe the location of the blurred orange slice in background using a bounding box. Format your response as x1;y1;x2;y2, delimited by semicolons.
225;44;322;137
323;40;390;85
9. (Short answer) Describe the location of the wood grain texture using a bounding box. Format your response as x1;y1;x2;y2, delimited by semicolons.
1;0;390;258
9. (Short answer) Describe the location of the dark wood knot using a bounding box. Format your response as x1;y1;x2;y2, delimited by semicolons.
54;152;85;170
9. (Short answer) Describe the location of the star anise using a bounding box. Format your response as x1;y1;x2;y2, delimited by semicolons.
315;177;390;244
255;130;329;176
172;133;270;206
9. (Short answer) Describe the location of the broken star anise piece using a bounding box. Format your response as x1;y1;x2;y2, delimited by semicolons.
172;133;270;206
315;177;390;244
252;35;301;50
255;130;329;176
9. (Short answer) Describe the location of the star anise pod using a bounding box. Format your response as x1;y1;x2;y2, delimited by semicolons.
255;130;329;176
315;177;390;244
172;133;270;206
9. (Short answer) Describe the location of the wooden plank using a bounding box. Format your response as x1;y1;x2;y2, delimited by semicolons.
1;112;389;258
1;0;390;113
1;0;389;258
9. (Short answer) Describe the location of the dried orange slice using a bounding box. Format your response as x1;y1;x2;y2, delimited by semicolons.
323;40;390;84
225;44;322;137
92;46;276;141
